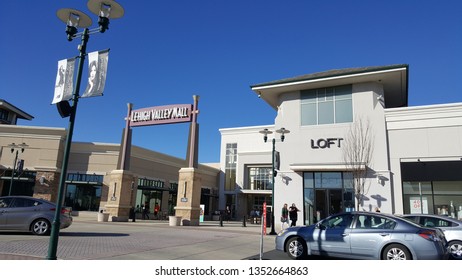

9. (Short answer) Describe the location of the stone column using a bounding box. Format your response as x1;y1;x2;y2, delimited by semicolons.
104;170;137;222
174;167;202;226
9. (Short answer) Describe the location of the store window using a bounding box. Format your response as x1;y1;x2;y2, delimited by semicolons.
64;173;103;211
253;195;270;212
301;85;353;126
403;181;462;219
225;143;237;191
248;166;272;190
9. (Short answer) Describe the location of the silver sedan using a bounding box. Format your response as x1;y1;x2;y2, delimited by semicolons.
0;196;72;236
276;212;448;260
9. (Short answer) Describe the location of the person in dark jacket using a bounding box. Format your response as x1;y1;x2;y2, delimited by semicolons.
289;203;300;227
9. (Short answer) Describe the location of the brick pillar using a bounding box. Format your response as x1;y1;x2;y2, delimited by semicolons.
174;167;202;226
103;170;137;222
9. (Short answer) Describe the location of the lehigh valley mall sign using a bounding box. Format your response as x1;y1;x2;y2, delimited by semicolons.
129;104;193;127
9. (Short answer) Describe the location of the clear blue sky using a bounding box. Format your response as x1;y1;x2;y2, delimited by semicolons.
1;1;461;163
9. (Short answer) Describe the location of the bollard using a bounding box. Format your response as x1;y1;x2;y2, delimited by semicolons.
220;213;224;227
242;215;246;227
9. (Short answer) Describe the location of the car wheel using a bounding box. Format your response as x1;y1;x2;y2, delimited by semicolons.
31;219;51;236
448;241;462;260
382;244;412;260
285;236;307;260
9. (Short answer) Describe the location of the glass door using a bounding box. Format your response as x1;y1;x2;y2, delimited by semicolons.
315;189;343;221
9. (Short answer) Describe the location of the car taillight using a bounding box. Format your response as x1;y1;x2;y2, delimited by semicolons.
418;229;440;242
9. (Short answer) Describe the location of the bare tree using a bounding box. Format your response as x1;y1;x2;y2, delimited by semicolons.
342;117;374;211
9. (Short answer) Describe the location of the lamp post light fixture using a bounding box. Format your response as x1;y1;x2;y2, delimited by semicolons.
47;0;124;261
7;142;28;196
259;127;290;235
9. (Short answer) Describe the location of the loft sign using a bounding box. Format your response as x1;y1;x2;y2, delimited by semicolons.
311;138;344;149
129;104;193;127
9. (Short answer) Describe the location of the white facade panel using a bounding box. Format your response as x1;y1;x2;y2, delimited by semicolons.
220;65;462;227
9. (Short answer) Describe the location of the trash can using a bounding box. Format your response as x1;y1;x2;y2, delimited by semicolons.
97;210;109;222
169;216;182;226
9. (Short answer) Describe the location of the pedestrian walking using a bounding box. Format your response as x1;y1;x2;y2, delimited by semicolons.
154;203;160;219
225;205;231;222
142;202;150;220
289;203;300;227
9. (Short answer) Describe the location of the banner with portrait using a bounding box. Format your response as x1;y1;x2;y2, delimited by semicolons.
81;49;109;98
51;58;75;104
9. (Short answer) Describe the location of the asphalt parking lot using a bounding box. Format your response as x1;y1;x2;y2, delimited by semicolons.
0;214;289;260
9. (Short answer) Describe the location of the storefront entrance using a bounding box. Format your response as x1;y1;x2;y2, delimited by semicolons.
315;189;342;221
63;173;104;211
304;172;354;225
64;184;101;211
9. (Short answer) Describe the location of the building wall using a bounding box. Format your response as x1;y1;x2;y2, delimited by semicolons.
385;102;462;214
0;125;66;200
219;79;419;223
0;124;220;215
220;77;462;224
271;82;393;220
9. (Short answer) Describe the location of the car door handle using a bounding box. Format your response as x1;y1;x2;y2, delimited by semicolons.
380;233;390;237
342;233;349;237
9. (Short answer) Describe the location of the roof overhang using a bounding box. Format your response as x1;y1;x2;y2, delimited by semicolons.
251;64;408;110
0;99;34;120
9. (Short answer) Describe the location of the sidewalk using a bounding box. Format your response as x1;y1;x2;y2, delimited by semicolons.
0;212;279;260
75;211;271;234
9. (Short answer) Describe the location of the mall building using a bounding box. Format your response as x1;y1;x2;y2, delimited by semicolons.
219;64;462;227
0;99;220;220
2;64;462;225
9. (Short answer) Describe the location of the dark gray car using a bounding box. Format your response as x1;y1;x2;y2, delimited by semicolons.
403;214;462;260
0;196;72;235
276;212;448;260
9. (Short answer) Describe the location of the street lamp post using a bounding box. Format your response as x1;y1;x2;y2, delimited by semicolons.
259;127;290;235
7;143;28;196
47;0;124;260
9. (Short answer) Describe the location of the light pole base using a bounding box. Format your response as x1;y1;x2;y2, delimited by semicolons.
268;214;277;235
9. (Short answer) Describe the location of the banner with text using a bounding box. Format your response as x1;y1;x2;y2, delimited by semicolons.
130;104;193;127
